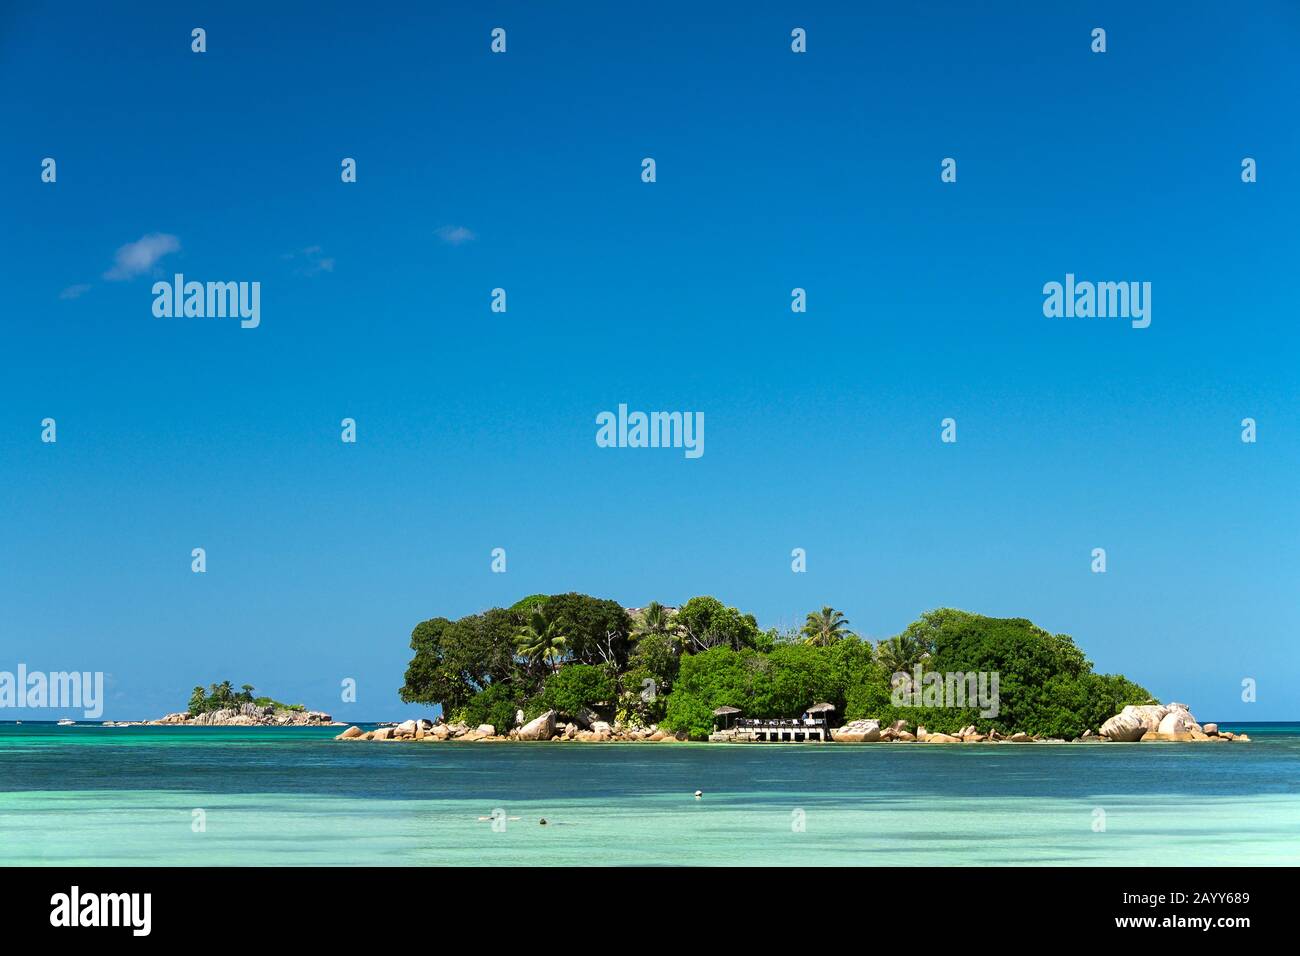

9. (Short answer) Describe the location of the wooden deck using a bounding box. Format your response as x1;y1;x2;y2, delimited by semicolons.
710;718;830;743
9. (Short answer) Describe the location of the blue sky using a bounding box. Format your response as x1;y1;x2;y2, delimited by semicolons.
2;2;1298;721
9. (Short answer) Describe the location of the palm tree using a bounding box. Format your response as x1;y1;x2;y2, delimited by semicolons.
516;607;569;674
875;634;926;675
801;606;851;646
218;680;235;705
633;601;675;641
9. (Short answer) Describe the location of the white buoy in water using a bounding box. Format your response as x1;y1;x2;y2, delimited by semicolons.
694;790;703;799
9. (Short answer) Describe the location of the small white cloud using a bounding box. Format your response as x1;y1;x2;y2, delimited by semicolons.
103;233;181;281
435;225;476;245
59;283;92;300
286;245;334;276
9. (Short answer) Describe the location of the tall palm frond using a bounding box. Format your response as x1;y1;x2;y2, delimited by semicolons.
876;634;926;674
516;608;569;673
800;606;851;647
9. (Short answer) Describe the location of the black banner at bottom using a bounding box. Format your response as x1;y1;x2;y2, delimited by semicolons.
0;866;1281;941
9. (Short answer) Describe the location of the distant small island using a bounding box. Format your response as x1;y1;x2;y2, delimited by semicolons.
153;680;340;726
186;680;302;715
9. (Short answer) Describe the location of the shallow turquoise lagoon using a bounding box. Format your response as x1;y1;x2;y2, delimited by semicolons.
2;723;1297;865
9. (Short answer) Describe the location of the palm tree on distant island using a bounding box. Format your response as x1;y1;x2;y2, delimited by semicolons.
801;606;851;646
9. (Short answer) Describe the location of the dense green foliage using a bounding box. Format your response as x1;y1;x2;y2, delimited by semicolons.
533;663;615;717
400;593;633;730
400;597;1155;740
460;681;522;733
509;594;549;613
834;610;1155;738
676;596;761;652
663;640;879;738
187;681;302;715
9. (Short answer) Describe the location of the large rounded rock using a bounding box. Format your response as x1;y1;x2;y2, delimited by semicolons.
517;710;557;741
1100;703;1182;741
1100;712;1146;742
1102;704;1169;739
1157;709;1200;736
833;719;881;742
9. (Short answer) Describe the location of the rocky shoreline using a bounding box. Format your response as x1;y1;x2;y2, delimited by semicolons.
337;709;689;743
1095;701;1242;742
101;703;343;727
334;701;1248;744
821;701;1246;743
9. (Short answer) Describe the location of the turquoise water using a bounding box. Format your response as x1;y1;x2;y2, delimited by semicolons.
2;722;1298;865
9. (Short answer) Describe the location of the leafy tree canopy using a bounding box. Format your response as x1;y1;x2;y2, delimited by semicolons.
400;599;1153;741
676;596;761;652
536;663;616;717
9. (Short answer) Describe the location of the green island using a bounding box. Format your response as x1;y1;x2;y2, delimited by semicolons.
108;681;341;727
365;593;1245;745
187;681;305;715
